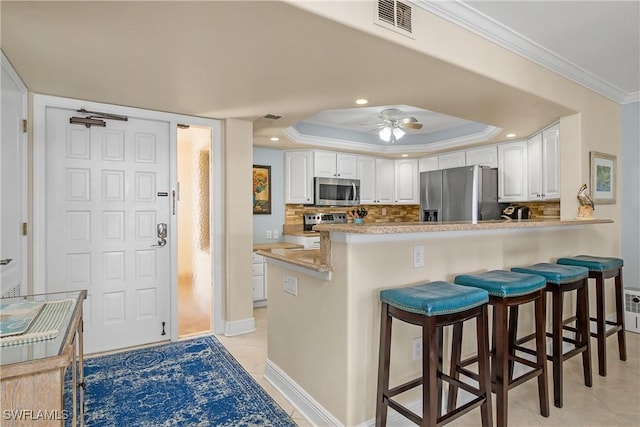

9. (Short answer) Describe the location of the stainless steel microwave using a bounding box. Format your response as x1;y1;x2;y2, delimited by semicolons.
314;177;360;206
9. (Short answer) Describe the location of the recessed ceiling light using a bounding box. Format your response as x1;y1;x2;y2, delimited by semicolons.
270;137;280;142
355;98;369;105
506;133;516;138
401;154;409;157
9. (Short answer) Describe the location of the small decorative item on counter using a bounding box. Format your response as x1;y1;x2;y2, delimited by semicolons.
349;207;368;224
577;183;595;219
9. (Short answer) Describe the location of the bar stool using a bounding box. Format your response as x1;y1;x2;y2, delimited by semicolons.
376;281;492;427
511;263;592;408
556;255;626;376
450;270;550;427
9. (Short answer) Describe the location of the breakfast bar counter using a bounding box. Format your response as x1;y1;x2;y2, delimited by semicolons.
263;218;617;426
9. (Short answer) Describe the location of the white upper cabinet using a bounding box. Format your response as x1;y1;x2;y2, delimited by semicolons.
394;158;419;204
374;158;395;204
438;151;466;169
357;155;376;204
498;141;528;202
527;123;560;200
419;156;439;172
285;151;314;204
466;145;498;168
313;150;357;179
541;124;560;200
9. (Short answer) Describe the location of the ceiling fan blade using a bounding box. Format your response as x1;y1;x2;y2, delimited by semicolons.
402;122;423;130
399;116;418;124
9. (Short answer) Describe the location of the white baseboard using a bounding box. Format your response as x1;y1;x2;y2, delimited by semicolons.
264;359;343;427
224;317;255;336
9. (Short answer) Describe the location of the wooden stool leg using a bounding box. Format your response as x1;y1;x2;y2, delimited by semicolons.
494;302;509;427
477;305;493;427
594;272;607;376
447;323;463;412
423;316;439;427
437;327;444;418
551;287;564;408
376;303;392;427
578;281;593;388
507;305;519;381
615;271;627;361
535;290;550;417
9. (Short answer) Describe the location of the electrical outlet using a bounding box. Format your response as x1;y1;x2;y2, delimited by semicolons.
413;245;425;268
412;337;422;361
382;208;387;216
284;274;298;296
266;230;272;239
273;229;279;239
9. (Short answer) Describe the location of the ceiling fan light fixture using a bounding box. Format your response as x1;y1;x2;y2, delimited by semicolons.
393;127;405;139
379;126;392;142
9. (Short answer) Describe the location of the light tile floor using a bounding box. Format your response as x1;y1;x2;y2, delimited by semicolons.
216;307;640;426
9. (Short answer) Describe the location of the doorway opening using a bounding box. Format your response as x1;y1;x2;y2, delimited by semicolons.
177;124;213;337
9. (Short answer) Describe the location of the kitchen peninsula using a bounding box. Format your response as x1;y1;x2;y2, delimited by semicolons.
260;218;615;426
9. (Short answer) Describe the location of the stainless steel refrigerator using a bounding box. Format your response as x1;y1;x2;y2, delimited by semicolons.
420;165;501;223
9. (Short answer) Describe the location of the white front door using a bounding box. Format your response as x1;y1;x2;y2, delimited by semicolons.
1;54;28;297
44;106;171;354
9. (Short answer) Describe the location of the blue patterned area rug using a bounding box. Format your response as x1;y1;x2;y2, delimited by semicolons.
67;336;296;426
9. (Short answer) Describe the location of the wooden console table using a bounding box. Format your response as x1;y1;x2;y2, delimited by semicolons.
1;290;87;426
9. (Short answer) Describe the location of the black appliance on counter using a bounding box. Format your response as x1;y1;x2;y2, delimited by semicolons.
303;212;348;232
501;205;531;220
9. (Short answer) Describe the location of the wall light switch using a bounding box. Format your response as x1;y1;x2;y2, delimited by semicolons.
266;230;272;239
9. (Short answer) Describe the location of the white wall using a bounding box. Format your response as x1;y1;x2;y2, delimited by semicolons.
252;147;285;244
621;102;640;288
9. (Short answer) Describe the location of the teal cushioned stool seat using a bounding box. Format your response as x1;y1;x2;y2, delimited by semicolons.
509;262;592;408
511;263;588;285
454;270;546;297
451;271;549;427
557;255;623;272
380;281;489;316
376;281;493;427
556;255;627;377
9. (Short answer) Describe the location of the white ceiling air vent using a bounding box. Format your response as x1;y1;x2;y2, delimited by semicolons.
375;0;413;37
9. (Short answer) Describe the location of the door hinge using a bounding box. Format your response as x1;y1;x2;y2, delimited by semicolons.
22;223;28;236
22;119;27;133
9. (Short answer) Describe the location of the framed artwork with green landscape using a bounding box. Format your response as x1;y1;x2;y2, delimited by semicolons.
590;151;616;204
253;165;271;214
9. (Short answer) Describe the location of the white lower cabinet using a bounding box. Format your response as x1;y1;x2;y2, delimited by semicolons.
252;252;266;305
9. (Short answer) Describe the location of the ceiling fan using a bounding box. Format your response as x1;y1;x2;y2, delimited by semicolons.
367;108;424;143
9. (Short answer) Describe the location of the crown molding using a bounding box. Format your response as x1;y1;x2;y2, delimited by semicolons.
282;125;502;155
414;0;632;105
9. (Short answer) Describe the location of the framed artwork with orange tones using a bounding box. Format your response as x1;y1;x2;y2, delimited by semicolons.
253;165;271;214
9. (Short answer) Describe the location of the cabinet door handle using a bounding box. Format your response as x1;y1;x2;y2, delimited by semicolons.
0;258;12;266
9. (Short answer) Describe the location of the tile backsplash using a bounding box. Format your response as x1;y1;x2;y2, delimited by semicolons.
284;204;419;231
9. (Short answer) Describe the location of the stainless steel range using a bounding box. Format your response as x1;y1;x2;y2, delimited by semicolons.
303;212;348;232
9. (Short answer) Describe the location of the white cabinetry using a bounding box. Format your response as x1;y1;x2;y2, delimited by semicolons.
438;151;466;169
394;158;419;204
285;151;314;204
466;145;498;168
357;155;376;204
419;156;439;172
313;150;357;179
252;252;266;305
374;158;395;204
498;141;528;202
527;124;560;200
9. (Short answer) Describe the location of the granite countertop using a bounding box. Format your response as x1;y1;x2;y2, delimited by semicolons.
256;248;331;273
253;242;304;251
313;218;612;234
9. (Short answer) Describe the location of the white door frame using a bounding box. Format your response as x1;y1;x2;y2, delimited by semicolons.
1;51;29;296
32;94;225;342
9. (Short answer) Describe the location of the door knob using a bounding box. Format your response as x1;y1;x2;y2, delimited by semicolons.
151;223;167;247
